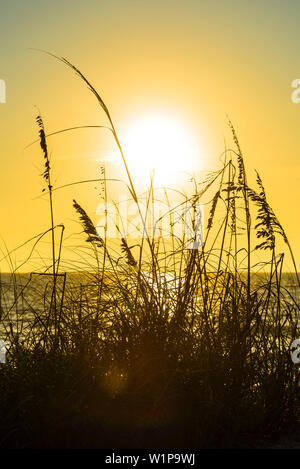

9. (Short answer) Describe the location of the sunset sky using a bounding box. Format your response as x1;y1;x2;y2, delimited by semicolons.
0;0;299;271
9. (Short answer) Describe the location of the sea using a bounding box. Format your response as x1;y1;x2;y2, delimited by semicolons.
0;271;299;345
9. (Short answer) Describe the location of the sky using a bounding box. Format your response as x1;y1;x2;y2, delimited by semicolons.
0;0;299;271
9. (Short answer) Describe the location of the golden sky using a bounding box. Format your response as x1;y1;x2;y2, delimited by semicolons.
0;0;299;271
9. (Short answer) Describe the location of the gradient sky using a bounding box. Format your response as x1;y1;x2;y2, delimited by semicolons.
0;0;299;271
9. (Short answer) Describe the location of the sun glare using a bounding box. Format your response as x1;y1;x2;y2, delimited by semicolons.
117;112;202;185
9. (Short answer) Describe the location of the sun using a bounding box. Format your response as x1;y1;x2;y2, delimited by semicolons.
117;112;202;185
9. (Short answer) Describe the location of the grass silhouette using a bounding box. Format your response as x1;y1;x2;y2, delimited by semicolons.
0;55;299;448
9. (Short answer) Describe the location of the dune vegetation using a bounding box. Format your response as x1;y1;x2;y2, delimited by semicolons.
0;55;299;448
